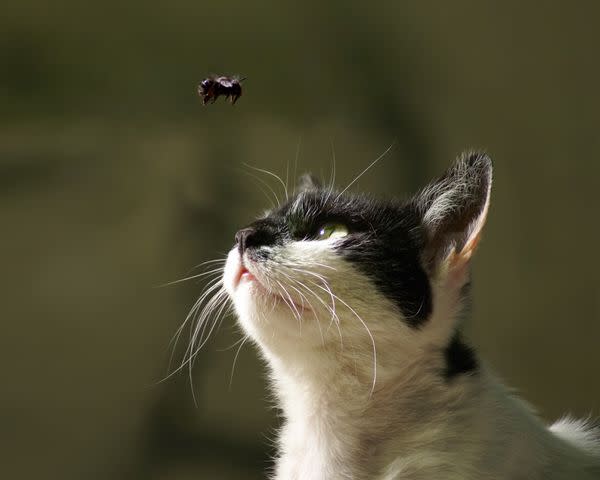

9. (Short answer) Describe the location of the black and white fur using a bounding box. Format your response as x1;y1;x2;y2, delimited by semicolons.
218;153;600;479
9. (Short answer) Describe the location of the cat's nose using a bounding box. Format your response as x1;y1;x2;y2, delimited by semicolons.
235;227;255;256
235;226;275;256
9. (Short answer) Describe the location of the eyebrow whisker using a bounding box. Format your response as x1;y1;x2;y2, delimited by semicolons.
243;162;288;202
336;141;395;199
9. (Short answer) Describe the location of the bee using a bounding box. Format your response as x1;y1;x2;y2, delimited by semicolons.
197;75;245;105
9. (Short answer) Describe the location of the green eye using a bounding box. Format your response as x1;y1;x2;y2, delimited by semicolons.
317;223;349;240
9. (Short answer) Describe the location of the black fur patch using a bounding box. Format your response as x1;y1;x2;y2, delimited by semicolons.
444;332;478;380
333;201;432;326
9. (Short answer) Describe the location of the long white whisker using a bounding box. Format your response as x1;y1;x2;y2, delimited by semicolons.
184;280;225;345
325;290;377;395
160;281;228;385
159;301;226;384
167;276;224;371
187;288;229;406
184;292;225;362
336;141;395;199
284;267;337;325
241;170;279;208
287;269;343;348
157;267;224;287
279;272;325;347
295;272;378;395
195;291;231;355
188;288;229;364
190;258;227;269
302;261;337;271
217;335;247;352
275;280;303;328
229;335;250;390
293;136;301;194
243;163;288;203
289;267;330;286
291;274;361;375
248;177;278;210
325;138;337;203
285;149;290;201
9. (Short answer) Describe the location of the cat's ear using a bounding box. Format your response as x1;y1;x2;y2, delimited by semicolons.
297;173;322;192
413;152;492;275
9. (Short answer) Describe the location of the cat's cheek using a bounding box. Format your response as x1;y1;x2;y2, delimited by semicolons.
223;248;242;297
224;248;262;337
231;288;259;338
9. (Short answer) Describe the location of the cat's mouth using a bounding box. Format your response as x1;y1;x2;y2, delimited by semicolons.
232;260;311;313
236;265;256;285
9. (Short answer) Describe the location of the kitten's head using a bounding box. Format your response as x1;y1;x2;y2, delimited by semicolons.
224;153;492;370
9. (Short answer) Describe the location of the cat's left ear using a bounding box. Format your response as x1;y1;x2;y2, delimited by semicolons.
297;173;322;192
413;152;492;277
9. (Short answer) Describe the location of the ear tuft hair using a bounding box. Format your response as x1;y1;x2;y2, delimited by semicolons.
297;173;322;192
413;152;493;270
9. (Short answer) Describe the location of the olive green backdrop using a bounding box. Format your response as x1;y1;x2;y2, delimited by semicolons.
1;1;599;479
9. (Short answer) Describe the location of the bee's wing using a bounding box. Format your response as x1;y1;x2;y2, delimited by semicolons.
216;77;235;88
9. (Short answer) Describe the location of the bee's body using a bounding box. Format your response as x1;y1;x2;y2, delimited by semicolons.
198;75;244;105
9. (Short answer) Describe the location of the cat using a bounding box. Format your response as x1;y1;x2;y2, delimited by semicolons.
218;152;600;479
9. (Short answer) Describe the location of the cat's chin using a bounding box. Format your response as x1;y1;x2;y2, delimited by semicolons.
234;281;313;325
224;248;315;341
232;291;325;351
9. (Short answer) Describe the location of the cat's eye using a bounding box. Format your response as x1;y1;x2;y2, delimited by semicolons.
317;223;349;240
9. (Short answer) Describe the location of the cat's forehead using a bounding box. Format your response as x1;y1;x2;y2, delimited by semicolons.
265;189;393;224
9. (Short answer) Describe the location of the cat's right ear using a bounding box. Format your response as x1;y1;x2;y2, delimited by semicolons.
297;173;322;192
413;152;492;277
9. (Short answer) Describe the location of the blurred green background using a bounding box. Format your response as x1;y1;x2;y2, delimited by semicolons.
2;1;599;479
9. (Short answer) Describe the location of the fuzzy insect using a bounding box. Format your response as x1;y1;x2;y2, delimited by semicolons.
197;75;245;105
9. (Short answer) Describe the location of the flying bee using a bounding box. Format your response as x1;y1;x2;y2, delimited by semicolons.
197;75;245;105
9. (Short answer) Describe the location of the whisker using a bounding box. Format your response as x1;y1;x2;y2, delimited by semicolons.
319;286;378;395
187;287;229;406
336;141;395;199
184;280;225;338
193;290;231;361
167;276;224;371
187;288;228;363
248;177;278;210
286;269;343;349
289;267;330;286
275;280;303;330
217;335;248;352
291;268;377;395
285;149;290;202
243;162;288;203
240;169;279;208
278;272;326;347
157;267;224;288
229;335;250;390
159;281;228;386
293;136;302;194
325;138;337;203
189;258;227;270
403;295;426;320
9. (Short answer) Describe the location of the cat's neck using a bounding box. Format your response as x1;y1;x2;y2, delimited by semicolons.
263;343;597;480
265;339;452;479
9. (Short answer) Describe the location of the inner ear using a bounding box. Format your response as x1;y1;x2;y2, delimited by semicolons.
413;152;493;273
297;173;322;192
